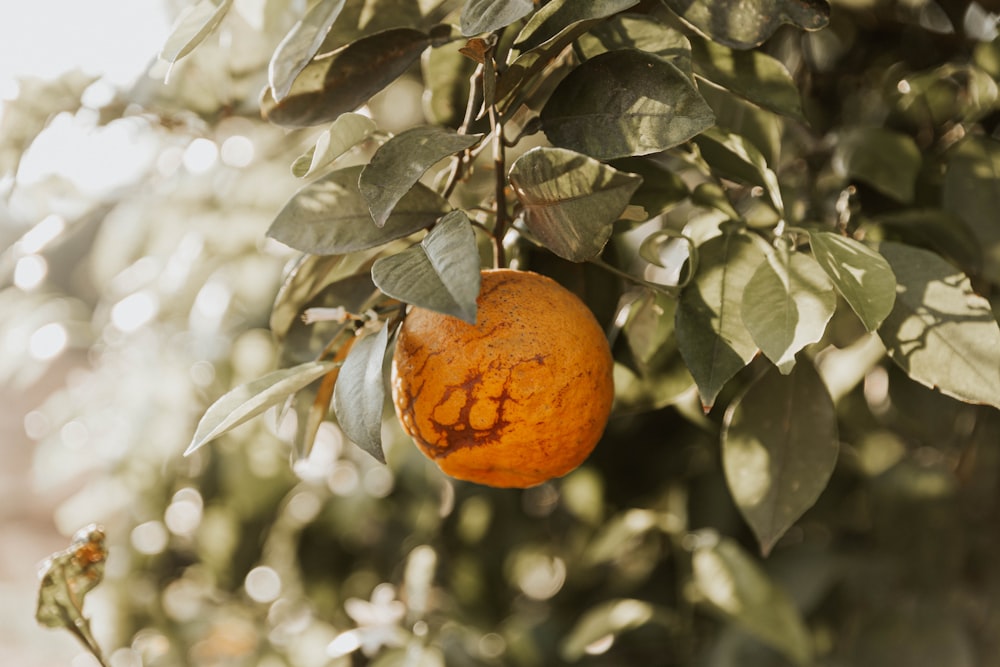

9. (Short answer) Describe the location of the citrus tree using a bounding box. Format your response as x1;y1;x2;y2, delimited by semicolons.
12;0;1000;665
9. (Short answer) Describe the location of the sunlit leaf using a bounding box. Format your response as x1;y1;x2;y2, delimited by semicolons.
360;126;483;227
269;0;346;103
513;0;638;52
186;360;338;455
676;231;769;410
833;127;921;202
942;134;1000;285
576;13;692;70
262;28;431;128
159;0;233;63
509;147;643;261
694;127;783;215
460;0;533;36
661;0;829;49
268;166;449;255
333;324;391;462
722;360;839;554
540;50;715;160
809;232;896;332
691;38;804;120
291;112;377;178
561;598;677;661
36;525;109;666
371;211;482;323
742;247;835;373
692;535;813;664
877;242;1000;409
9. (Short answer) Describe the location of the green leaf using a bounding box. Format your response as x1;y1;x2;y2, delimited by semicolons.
676;231;768;410
333;324;391;463
540;50;715;160
809;232;896;332
460;0;533;36
661;0;829;49
291;112;377;178
36;525;109;666
576;14;692;70
421;39;477;126
609;157;689;216
694;127;783;215
185;361;338;455
371;211;482;323
560;599;677;661
722;360;839;555
833;127;921;202
261;28;431;128
267;166;449;255
691;38;804;120
692;535;814;665
508;147;643;261
495;21;596;114
268;0;346;102
942;135;1000;285
877;242;1000;409
159;0;233;63
875;208;981;278
513;0;639;52
742;247;835;374
360;126;483;227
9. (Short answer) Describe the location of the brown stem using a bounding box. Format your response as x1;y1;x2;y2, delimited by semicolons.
490;103;508;269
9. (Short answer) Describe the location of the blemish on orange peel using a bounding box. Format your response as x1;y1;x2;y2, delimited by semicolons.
391;269;614;488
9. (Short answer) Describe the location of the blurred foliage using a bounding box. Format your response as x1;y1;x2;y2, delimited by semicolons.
6;0;1000;666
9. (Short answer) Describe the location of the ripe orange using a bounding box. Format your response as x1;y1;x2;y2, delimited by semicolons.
391;269;614;488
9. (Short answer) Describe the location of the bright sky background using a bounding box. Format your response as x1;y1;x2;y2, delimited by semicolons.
0;1;170;94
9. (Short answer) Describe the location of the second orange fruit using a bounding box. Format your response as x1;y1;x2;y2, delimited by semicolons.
391;269;614;488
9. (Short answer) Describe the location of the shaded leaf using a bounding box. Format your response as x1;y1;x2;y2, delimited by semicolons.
360;126;483;227
662;0;829;49
509;147;643;261
877;242;1000;409
269;0;347;102
460;0;533;36
742;247;835;373
513;0;639;52
267;166;449;255
421;39;477;126
691;38;804;120
692;535;814;664
833;127;921;202
609;157;689;216
809;232;896;332
262;28;431;128
291;112;376;178
695;127;783;215
333;324;391;462
722;360;839;554
875;208;981;278
495;21;595;114
560;599;677;662
942;134;1000;285
542;50;714;160
186;360;338;455
676;231;769;410
371;211;482;323
159;0;233;63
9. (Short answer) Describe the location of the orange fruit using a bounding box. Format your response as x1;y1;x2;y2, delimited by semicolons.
391;269;614;488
